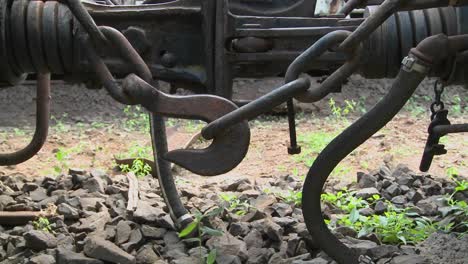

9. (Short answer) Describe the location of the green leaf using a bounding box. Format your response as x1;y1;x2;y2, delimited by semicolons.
349;208;360;224
206;249;217;264
179;221;198;238
201;226;224;237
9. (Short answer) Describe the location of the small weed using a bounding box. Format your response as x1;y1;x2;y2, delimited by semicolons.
119;159;152;178
279;190;302;207
219;193;251;216
293;131;338;166
33;217;53;233
51;113;70;133
53;145;82;174
179;208;224;264
123;106;150;131
329;98;357;120
13;128;26;136
118;143;153;160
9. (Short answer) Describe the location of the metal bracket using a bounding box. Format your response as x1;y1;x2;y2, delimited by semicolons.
402;55;430;74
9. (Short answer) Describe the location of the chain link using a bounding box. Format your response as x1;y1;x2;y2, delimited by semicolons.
430;79;446;119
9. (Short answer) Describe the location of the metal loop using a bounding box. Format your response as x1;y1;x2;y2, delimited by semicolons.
80;26;152;105
0;73;51;165
285;30;363;103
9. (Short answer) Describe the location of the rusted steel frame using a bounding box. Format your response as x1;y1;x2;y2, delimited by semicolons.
433;123;468;135
80;26;152;105
0;74;50;165
200;78;310;140
285;30;363;103
302;34;468;264
122;74;251;176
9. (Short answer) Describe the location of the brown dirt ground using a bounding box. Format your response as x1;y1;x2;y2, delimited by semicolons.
0;112;466;188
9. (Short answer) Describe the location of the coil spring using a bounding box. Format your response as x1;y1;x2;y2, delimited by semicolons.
361;6;468;79
5;0;76;76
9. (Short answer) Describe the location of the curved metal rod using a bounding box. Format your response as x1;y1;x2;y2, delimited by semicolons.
0;73;51;165
302;65;428;264
65;0;108;46
285;30;363;103
80;26;152;104
122;74;251;176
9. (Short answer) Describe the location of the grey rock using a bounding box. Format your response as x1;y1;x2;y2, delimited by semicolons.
206;233;248;261
422;183;442;196
252;219;283;242
271;203;293;217
56;247;104;264
390;255;430;264
69;210;111;233
80;198;105;211
335;226;357;238
229;222;250;237
82;177;106;194
57;203;80;220
247;247;274;264
121;229;144;252
416;199;438;216
386;184;401;197
133;201;165;223
27;254;56;264
30;188;48;202
407;190;424;203
344;238;378;256
241;209;267;222
115;221;132;245
355;188;380;199
84;236;135;264
155;214;175;230
252;194;277;212
359;207;375;216
141;225;167;239
24;231;57;251
292;258;329;264
188;247;208;258
357;172;377;188
0;195;14;210
222;178;251;192
391;195;407;205
244;228;264;249
22;183;39;193
374;201;388;214
136;245;161;264
216;254;242;264
368;245;399;259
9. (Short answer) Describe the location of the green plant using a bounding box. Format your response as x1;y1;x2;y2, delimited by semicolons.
179;208;224;264
53;145;82;174
279;190;302;206
119;158;152;178
329;98;357;120
33;217;52;233
51;113;70;133
123;106;150;131
118;143;153;160
321;189;372;213
219;193;251;216
293;131;337;166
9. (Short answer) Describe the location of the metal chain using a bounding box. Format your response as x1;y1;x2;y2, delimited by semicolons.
430;79;446;119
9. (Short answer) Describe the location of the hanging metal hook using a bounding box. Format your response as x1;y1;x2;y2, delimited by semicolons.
122;74;251;176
